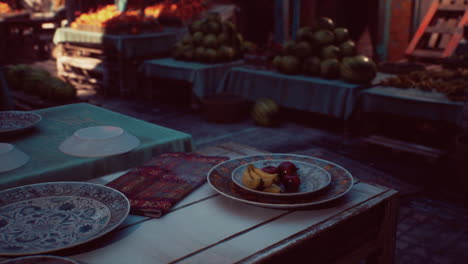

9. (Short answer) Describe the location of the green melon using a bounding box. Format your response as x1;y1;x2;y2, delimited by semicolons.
334;27;350;43
321;45;341;60
340;55;377;84
303;56;321;76
313;30;335;46
320;58;340;79
340;40;357;57
251;98;280;127
316;17;335;30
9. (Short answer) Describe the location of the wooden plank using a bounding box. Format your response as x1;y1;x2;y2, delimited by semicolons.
71;195;287;264
439;18;458;49
406;1;440;55
411;49;444;58
428;18;444;48
178;184;396;264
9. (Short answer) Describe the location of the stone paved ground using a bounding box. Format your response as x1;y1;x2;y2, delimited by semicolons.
14;59;468;263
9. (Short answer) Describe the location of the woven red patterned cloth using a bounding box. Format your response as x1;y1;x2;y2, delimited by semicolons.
107;152;229;218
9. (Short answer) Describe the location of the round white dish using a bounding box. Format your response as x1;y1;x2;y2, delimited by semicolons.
231;160;331;197
0;143;29;173
0;182;130;256
59;126;140;158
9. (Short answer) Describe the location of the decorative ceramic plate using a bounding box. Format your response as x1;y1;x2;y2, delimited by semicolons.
231;160;331;197
0;255;79;264
0;111;42;136
59;126;140;158
207;154;354;209
0;182;130;256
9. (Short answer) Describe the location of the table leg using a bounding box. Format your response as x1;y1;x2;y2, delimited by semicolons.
366;196;398;264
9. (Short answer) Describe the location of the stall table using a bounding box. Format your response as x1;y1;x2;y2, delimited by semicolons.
0;142;398;264
357;86;464;158
217;67;366;120
140;58;244;100
53;27;184;96
359;86;464;125
0;103;194;190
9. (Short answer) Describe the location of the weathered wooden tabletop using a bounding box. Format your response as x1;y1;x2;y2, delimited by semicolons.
0;142;399;264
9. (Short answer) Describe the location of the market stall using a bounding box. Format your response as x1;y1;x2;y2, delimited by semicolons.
53;0;206;97
140;57;243;99
217;66;366;120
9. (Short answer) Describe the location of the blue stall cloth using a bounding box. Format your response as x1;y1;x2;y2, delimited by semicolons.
140;58;244;98
358;86;465;126
0;70;13;110
216;67;365;120
53;27;181;58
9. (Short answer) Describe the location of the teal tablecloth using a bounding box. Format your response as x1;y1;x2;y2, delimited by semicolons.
358;86;465;125
217;67;363;120
140;58;244;97
0;103;194;190
53;27;180;58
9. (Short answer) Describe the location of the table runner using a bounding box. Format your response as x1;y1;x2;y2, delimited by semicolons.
358;86;464;125
140;58;244;98
0;103;194;190
107;152;229;218
217;67;365;120
53;27;183;58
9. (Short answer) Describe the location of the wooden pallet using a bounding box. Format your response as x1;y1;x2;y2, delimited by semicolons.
406;0;468;60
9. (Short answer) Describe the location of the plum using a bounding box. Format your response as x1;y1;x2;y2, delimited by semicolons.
278;161;298;176
262;166;279;174
282;174;301;192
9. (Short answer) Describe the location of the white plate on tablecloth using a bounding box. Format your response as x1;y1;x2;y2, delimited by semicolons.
0;143;29;173
207;154;354;209
0;182;130;256
59;126;140;158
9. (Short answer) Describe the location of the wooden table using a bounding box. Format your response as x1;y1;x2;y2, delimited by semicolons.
0;142;398;264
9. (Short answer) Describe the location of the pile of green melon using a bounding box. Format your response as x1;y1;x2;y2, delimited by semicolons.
6;64;76;101
273;17;377;84
171;12;254;63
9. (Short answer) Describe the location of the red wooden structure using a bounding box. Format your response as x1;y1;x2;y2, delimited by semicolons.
406;0;468;60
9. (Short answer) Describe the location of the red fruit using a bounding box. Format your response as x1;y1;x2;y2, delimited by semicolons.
262;166;279;174
277;161;298;177
282;174;301;192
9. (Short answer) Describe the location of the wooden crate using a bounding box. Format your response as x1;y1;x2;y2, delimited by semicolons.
406;0;468;60
57;55;119;96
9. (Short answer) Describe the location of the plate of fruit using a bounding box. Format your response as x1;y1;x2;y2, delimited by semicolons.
231;160;331;197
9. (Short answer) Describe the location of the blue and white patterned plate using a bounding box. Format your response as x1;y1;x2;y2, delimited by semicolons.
0;111;42;137
0;182;130;256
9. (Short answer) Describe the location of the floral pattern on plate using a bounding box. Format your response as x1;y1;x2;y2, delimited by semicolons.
0;111;42;136
0;182;130;256
207;154;354;209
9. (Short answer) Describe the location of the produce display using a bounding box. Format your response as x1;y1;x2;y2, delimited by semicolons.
70;1;207;33
6;64;77;102
241;161;301;193
171;13;254;63
273;17;377;84
251;98;280;127
0;2;11;13
379;68;468;101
